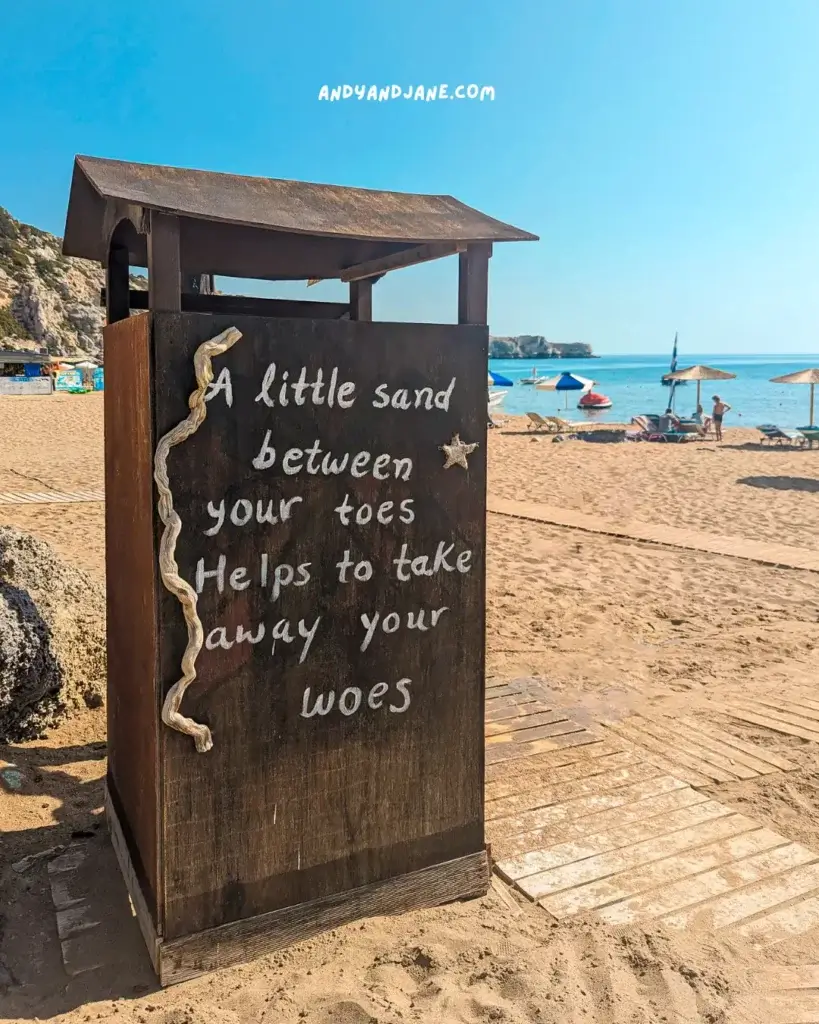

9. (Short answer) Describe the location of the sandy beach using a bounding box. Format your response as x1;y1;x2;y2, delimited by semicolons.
2;395;819;1022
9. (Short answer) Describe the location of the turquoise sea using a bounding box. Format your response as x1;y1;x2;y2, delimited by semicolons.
489;354;819;429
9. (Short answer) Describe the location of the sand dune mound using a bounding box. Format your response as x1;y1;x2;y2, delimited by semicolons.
0;526;105;741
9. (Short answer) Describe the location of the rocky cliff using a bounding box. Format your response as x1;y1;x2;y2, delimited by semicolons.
489;336;595;359
0;206;146;358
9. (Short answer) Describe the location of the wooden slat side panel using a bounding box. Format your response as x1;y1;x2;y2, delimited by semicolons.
153;314;488;939
158;850;490;986
103;312;160;923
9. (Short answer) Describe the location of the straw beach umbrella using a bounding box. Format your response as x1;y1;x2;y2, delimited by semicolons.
770;368;819;426
663;364;736;410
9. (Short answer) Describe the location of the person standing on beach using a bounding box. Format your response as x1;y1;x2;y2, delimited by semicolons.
711;395;731;441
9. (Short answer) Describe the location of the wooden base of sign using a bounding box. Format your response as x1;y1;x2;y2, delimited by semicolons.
105;787;491;987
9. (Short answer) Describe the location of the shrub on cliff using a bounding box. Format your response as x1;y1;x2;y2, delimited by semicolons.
0;307;31;340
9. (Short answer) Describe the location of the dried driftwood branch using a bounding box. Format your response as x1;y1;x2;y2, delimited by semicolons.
153;326;243;752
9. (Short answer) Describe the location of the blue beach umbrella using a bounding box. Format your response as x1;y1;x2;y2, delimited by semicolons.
488;370;514;387
555;371;592;408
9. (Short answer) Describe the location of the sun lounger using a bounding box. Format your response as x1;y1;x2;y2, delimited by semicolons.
545;416;575;432
797;426;819;448
757;424;806;446
648;431;694;443
526;412;554;431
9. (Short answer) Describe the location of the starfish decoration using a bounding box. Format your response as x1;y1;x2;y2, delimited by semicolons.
440;433;479;470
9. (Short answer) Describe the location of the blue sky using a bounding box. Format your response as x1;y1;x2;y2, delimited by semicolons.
2;0;818;354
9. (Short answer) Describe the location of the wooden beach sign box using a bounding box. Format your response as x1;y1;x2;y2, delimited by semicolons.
62;157;537;985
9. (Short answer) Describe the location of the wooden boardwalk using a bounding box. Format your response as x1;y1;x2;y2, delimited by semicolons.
488;495;819;573
760;965;819;1022
486;680;819;945
599;713;796;787
724;694;819;744
0;489;105;506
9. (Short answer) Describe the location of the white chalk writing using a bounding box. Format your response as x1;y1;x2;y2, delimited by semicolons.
196;555;312;600
205;367;233;407
204;496;303;536
392;542;473;580
359;607;449;652
204;616;320;663
193;355;478;734
336;550;373;582
252;434;413;481
334;494;415;526
301;679;412;718
255;363;357;409
371;377;455;411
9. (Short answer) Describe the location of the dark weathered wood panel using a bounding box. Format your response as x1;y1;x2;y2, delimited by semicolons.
341;243;462;282
100;289;350;320
103;313;160;921
158;850;489;986
349;279;373;321
105;237;131;325
458;244;491;325
105;786;161;959
179;220;414;281
151;313;487;938
148;213;181;312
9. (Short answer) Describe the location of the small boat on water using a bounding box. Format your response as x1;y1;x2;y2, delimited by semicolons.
520;366;543;385
578;391;613;410
488;389;508;410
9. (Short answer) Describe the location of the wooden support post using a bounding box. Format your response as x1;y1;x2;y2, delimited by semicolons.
106;243;131;325
349;278;373;321
182;273;215;296
458;244;491;325
148;213;182;312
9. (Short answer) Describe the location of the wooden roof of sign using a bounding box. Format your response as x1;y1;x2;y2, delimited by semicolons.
62;156;538;281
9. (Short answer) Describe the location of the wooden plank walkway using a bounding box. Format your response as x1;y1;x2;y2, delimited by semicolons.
486;681;819;944
725;695;819;744
487;495;819;573
0;489;105;506
599;713;796;786
760;965;819;1023
484;679;604;767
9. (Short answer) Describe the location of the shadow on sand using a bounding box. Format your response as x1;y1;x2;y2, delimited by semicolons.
738;475;819;493
0;740;158;1015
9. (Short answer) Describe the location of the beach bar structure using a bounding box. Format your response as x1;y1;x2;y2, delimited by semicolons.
63;156;537;984
0;350;52;395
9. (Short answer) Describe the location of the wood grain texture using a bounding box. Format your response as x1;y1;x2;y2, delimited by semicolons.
151;313;488;939
341;243;462;282
103;314;161;920
158;850;490;986
522;813;758;902
105;237;131;324
458;244;491;325
148;213;181;312
349;279;373;321
101;289;352;320
549;828;787;921
105;787;161;964
491;786;706;863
